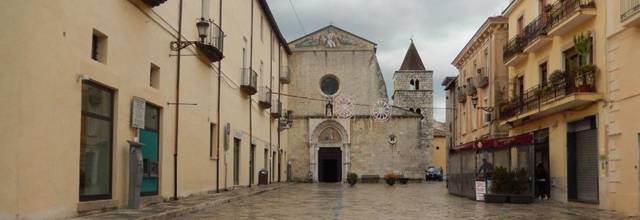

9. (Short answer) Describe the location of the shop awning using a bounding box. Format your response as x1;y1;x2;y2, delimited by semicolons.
452;133;533;152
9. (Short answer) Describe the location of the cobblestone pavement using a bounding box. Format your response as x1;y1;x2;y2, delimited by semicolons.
178;182;636;220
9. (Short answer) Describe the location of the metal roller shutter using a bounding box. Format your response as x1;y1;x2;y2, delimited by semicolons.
575;128;598;203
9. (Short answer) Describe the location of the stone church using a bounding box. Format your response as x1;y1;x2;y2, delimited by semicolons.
286;25;435;182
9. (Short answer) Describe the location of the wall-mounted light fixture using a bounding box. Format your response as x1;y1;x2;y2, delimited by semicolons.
471;95;494;113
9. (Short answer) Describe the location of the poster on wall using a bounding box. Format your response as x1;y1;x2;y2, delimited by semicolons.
131;96;146;129
475;181;487;201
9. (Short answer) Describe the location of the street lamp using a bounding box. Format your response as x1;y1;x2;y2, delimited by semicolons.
471;95;494;113
196;17;210;43
170;18;212;51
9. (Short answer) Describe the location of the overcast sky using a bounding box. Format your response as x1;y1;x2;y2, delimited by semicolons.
269;0;509;122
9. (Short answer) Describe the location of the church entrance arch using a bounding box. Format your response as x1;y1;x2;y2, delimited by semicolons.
310;120;350;182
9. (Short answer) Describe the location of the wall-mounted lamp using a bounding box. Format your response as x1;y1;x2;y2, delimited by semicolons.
170;17;211;51
471;95;494;113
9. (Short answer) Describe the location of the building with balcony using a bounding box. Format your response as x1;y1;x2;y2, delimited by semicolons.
500;0;606;208
446;16;511;199
0;0;292;218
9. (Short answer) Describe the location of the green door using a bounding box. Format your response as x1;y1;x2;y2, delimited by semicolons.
141;104;160;196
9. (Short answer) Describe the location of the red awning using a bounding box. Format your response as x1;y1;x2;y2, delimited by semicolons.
477;133;533;150
452;133;533;152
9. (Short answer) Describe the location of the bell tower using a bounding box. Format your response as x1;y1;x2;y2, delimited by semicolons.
393;40;434;147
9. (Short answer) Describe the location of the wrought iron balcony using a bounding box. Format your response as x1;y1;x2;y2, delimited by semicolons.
547;0;596;36
195;21;224;62
279;66;290;84
240;68;258;95
499;68;599;121
504;14;550;64
465;84;477;97
271;100;282;117
503;35;527;66
258;86;272;109
474;68;489;88
621;0;640;26
142;0;167;7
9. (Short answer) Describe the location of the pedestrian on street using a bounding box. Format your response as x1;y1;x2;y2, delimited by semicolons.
535;162;549;200
478;158;494;180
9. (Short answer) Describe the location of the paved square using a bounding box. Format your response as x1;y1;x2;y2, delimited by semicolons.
177;183;633;219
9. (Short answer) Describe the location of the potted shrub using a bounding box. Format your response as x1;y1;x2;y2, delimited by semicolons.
384;171;398;186
549;70;565;86
399;175;409;184
580;64;597;90
347;172;358;186
484;167;511;203
510;168;533;204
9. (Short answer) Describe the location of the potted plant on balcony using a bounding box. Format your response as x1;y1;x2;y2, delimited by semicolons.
509;168;533;204
580;64;597;90
384;171;398;186
347;172;358;186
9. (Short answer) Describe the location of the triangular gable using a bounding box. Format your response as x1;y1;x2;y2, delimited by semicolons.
289;25;376;51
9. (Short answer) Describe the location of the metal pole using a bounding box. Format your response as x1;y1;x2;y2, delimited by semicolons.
248;0;254;188
215;0;223;194
173;0;184;201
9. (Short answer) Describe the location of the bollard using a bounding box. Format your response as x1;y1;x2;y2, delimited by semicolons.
128;140;145;209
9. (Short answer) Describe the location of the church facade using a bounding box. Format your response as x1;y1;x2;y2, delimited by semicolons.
286;26;435;182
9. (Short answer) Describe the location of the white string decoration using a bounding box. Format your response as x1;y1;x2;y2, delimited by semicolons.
333;95;354;119
370;99;391;122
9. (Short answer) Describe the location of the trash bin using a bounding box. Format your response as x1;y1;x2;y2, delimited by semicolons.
259;169;268;185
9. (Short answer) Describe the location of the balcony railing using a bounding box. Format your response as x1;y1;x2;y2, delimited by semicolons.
621;0;640;21
503;35;525;63
504;14;550;61
258;86;272;109
474;68;489;88
271;100;282;117
499;68;597;119
547;0;596;31
280;66;290;84
240;68;258;95
195;21;225;63
456;87;466;103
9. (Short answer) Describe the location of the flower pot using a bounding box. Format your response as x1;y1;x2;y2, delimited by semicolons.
484;194;509;203
509;195;533;204
399;178;409;184
347;178;357;186
385;178;396;186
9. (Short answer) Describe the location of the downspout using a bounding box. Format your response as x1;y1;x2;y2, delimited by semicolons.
268;31;273;184
215;0;223;194
248;0;254;188
173;0;184;200
277;45;281;183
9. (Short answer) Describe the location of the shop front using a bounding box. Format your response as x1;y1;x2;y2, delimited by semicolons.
448;134;535;203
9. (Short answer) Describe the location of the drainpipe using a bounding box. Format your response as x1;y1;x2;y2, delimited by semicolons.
215;0;223;194
277;45;281;183
248;0;254;188
268;29;273;184
173;0;184;201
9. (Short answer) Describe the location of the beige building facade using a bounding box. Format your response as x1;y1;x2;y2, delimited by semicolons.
0;0;291;219
603;0;640;215
445;0;640;215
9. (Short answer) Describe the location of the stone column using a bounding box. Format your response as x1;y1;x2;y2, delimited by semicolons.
309;143;318;182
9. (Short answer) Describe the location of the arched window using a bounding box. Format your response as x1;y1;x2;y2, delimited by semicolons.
409;79;415;90
416;108;422;114
409;108;414;112
415;80;420;90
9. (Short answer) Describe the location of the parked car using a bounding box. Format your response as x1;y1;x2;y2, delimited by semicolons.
425;167;443;181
